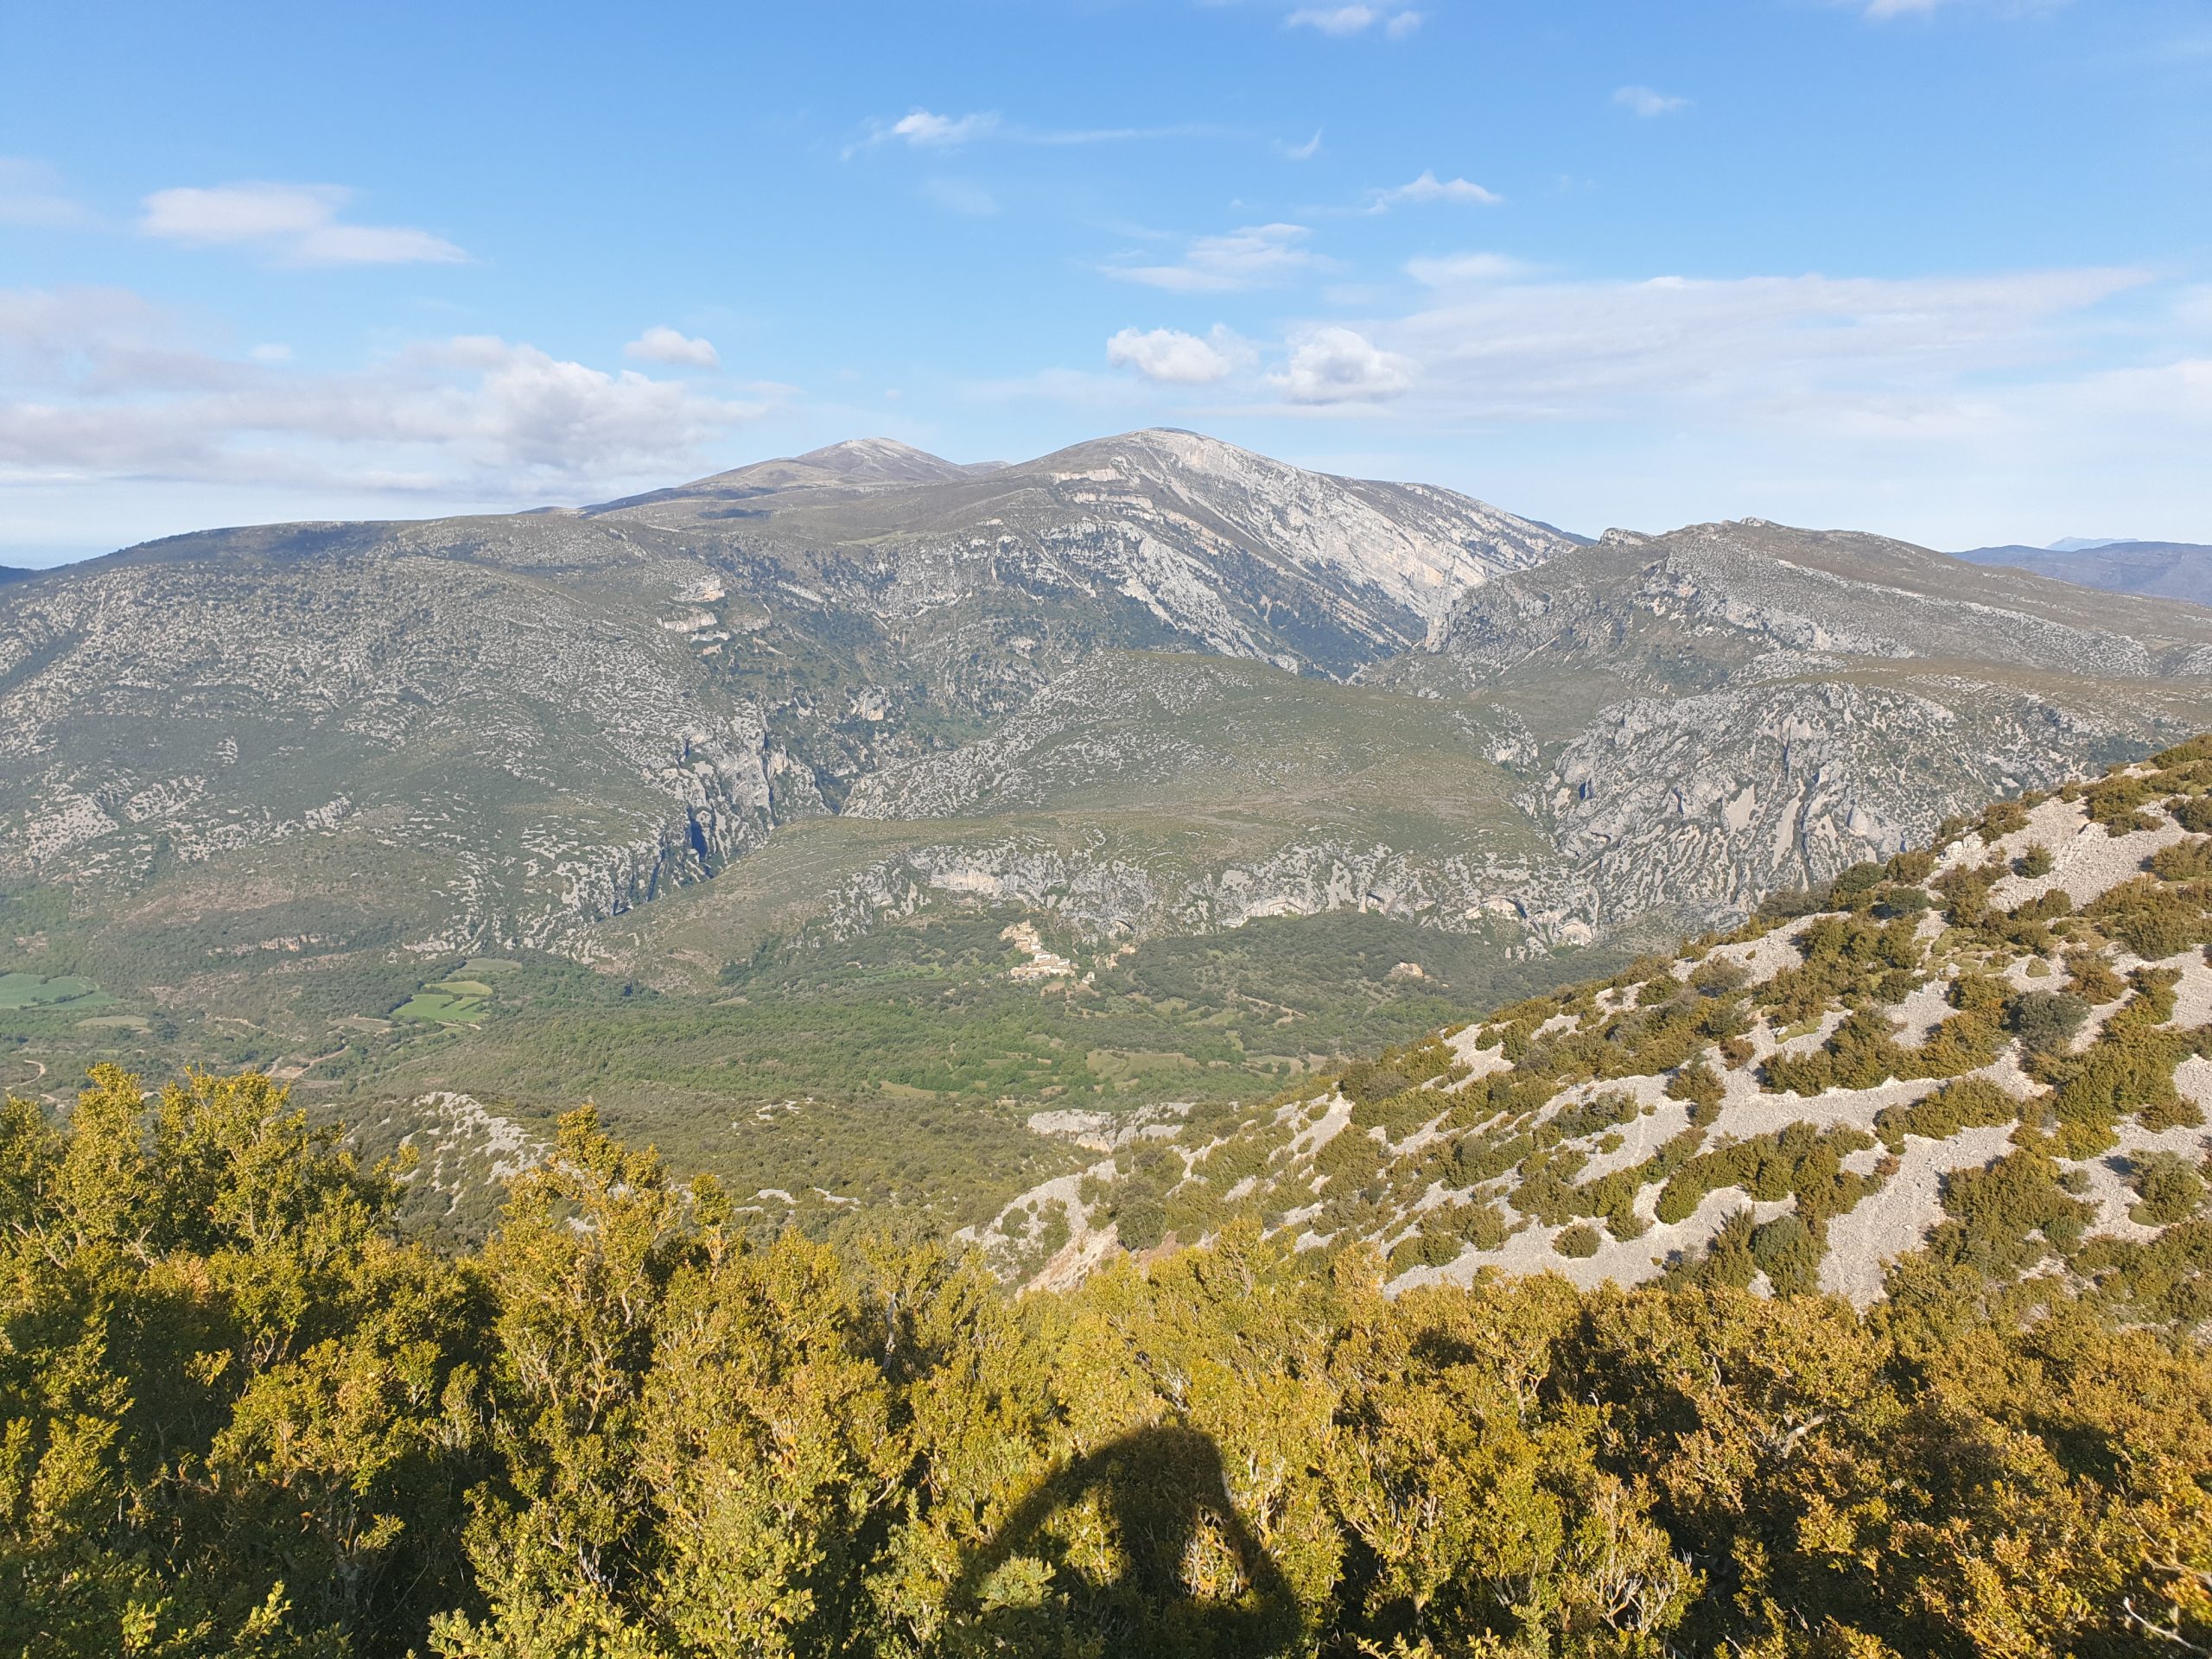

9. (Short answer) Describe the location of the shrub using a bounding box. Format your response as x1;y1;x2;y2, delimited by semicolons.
2013;844;2055;878
1554;1222;1601;1258
1886;848;1936;883
1457;1200;1511;1251
2149;837;2212;882
2174;794;2212;834
2087;874;2212;959
2129;1151;2209;1226
1980;798;2031;839
1339;1059;1414;1106
1751;1213;1821;1296
1357;1088;1442;1141
1605;1198;1650;1241
2009;990;2089;1058
1875;1077;2022;1153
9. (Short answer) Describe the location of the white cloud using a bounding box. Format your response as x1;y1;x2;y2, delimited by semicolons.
138;182;466;266
625;326;721;369
1367;170;1503;211
1106;326;1238;384
1614;85;1690;117
1104;223;1325;293
1405;251;1533;286
0;289;769;498
1289;5;1376;33
1269;327;1415;403
1287;5;1421;35
847;110;1001;155
1281;129;1324;161
892;109;1000;147
0;158;91;227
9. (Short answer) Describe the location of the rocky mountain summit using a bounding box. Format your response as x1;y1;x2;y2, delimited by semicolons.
975;744;2212;1321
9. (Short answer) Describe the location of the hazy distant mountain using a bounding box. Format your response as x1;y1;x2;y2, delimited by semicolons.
1953;538;2212;606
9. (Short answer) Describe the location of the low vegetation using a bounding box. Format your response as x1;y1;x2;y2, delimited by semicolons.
3;1069;2208;1658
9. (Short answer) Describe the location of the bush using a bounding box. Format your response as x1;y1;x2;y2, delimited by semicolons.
1875;1077;2021;1153
1751;1213;1821;1296
1339;1059;1414;1106
1605;1198;1650;1241
2148;838;2212;881
2009;990;2088;1058
2013;844;2055;878
2129;1151;2209;1226
1554;1222;1601;1258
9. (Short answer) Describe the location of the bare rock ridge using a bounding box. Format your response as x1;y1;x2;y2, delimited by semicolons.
4;431;2212;1018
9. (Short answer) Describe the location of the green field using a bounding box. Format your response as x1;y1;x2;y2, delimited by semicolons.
393;976;495;1025
0;970;117;1012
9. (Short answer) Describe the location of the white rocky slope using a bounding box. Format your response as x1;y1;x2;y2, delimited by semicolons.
972;752;2212;1314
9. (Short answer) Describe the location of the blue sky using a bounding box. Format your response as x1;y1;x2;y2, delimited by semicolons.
3;0;2209;563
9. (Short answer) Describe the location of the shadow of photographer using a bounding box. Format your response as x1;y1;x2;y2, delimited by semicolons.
945;1421;1304;1658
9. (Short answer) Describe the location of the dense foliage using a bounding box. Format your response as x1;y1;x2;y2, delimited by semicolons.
4;1069;2209;1657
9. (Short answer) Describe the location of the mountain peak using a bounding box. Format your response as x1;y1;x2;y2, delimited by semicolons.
785;437;981;485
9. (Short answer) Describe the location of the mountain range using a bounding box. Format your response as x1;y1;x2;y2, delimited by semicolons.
1953;537;2212;606
7;429;2212;1227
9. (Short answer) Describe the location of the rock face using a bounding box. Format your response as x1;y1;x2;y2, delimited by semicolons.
5;437;2212;1010
1382;519;2212;931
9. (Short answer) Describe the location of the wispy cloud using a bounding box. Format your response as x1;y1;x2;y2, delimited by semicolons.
1103;223;1325;293
1325;266;2152;424
624;327;720;369
1405;251;1535;286
1613;85;1690;117
1280;129;1324;161
138;182;466;266
1365;170;1503;212
847;110;1213;159
1287;5;1423;37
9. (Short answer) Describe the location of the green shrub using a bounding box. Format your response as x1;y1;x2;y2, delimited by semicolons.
1339;1059;1414;1105
2128;1151;2209;1225
1554;1222;1601;1258
2013;844;2055;878
1875;1077;2023;1153
2174;795;2212;834
2009;990;2088;1058
1458;1200;1511;1251
2148;838;2212;882
1751;1213;1821;1297
1605;1198;1650;1241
